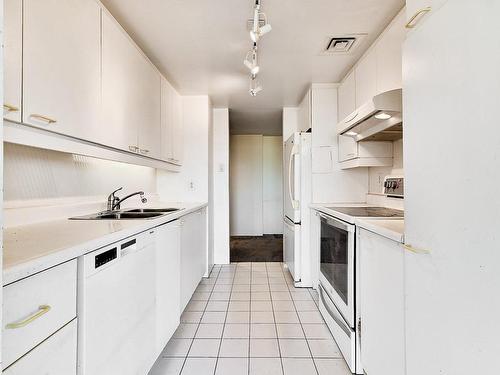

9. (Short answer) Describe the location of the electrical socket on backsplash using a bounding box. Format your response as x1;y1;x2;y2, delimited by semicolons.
189;182;195;190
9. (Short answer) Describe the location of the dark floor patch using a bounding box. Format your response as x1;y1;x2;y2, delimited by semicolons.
230;235;283;262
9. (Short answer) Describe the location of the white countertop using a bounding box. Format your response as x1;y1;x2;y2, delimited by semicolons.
310;203;405;242
3;202;207;285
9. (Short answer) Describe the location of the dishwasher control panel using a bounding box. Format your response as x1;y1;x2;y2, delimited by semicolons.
95;247;117;269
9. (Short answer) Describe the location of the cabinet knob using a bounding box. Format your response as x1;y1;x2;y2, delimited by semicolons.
405;7;431;29
30;114;57;124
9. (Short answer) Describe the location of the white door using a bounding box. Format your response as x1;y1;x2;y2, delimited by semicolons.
155;221;181;355
284;217;300;282
3;0;22;122
284;133;300;223
23;0;101;139
3;320;77;375
102;12;161;156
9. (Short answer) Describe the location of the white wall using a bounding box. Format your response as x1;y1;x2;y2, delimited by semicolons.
157;95;211;202
229;135;263;236
263;136;283;234
3;143;156;202
368;138;403;194
212;108;230;264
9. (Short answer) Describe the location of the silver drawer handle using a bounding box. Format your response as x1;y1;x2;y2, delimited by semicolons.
6;305;51;329
30;114;57;124
405;7;431;29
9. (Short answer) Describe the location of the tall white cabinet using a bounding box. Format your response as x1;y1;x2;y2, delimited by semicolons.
22;0;101;140
101;12;161;158
161;77;184;165
403;1;500;374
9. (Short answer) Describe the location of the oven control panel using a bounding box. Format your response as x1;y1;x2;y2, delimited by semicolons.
384;177;404;198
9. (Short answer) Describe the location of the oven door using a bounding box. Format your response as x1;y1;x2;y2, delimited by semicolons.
318;212;355;327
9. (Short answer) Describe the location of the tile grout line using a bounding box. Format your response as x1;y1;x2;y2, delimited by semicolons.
267;262;286;375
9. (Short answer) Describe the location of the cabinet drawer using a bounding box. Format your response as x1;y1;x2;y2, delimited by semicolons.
3;319;77;375
2;260;77;368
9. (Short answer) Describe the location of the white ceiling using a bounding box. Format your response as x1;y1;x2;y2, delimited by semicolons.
100;0;405;135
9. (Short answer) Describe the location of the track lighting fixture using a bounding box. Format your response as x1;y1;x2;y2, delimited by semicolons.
244;45;260;75
249;76;262;97
250;12;272;43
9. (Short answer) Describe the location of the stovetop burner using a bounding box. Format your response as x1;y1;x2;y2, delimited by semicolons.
325;206;404;218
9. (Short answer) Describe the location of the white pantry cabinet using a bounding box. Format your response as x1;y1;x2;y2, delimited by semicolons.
161;77;184;165
403;2;500;374
180;208;208;312
23;0;101;140
155;221;181;355
3;320;77;375
358;229;405;375
3;0;22;122
101;11;161;158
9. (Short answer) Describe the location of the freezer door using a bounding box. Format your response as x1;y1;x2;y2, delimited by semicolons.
284;133;301;223
284;217;301;282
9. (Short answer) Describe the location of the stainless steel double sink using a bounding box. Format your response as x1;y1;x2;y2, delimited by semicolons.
70;208;181;220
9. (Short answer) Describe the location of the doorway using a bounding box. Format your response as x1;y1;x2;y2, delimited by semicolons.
229;135;283;262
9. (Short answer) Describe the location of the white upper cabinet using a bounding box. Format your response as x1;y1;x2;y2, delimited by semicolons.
298;89;311;132
160;77;183;164
23;0;101;139
376;10;406;93
101;11;161;157
338;70;356;121
4;0;22;123
355;49;377;106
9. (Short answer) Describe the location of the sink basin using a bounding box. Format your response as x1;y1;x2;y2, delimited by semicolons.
70;211;165;220
125;208;181;213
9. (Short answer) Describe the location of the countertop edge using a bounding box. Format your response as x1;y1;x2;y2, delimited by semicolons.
3;202;208;285
355;218;405;243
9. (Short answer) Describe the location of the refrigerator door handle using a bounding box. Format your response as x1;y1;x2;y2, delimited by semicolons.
288;148;299;209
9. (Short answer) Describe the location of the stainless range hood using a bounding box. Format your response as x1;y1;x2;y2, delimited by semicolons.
337;88;402;142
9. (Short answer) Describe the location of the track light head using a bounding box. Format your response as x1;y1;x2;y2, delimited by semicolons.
249;76;262;97
243;48;260;75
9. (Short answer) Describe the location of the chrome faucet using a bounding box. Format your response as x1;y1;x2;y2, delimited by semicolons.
107;187;147;211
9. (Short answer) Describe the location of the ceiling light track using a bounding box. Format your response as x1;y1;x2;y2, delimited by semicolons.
244;0;271;96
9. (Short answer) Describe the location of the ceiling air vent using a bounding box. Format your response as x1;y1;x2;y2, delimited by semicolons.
326;37;356;53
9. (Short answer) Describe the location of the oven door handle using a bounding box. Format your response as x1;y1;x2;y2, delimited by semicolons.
319;283;352;337
316;212;354;233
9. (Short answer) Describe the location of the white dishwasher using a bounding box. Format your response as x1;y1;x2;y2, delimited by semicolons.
78;231;157;375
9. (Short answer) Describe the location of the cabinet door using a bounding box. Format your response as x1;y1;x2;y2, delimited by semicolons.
102;12;160;153
298;89;311;132
359;229;405;375
355;49;377;106
4;0;22;122
376;10;405;93
337;70;356;122
160;77;174;161
171;90;184;164
155;221;181;354
338;135;358;162
137;69;161;159
23;0;101;139
3;320;77;375
311;88;337;147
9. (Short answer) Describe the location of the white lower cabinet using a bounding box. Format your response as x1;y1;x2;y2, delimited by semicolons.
3;320;77;375
155;221;181;355
180;209;208;311
2;260;77;369
358;228;405;375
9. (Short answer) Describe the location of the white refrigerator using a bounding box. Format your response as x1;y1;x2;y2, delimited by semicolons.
283;132;312;286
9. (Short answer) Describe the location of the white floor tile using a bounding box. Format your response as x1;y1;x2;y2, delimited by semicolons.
231;292;251;301
279;339;311;358
251;291;272;300
163;339;193;357
216;278;234;285
228;301;250;312
274;311;300;324
290;291;313;301
195;324;224;339
297;311;324;324
251;277;269;285
251;311;275;323
219;338;249;357
213;284;233;292
251;284;270;292
226;311;250;324
181;312;203;323
149;358;184;375
201;311;226;324
206;300;229;312
232;284;251;292
185;300;208;312
196;284;214;293
276;324;304;339
272;300;296;311
215;358;249;375
307;339;342;358
233;278;251;285
173;324;199;339
181;358;217;375
211;292;231;301
249;357;283;375
249;338;280;357
250;323;277;338
282;358;317;375
191;292;211;301
188;339;221;357
302;324;333;340
223;323;250;338
294;300;319;312
271;292;292;301
251;300;273;311
270;284;289;291
315;359;351;375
